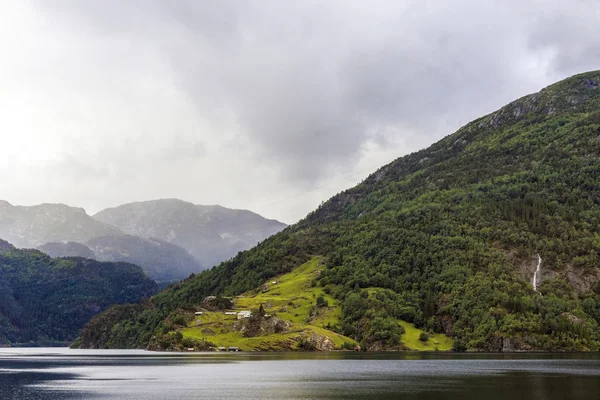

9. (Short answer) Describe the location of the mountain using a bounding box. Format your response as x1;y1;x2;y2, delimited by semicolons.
39;241;96;259
78;71;600;352
0;240;157;345
0;201;204;281
0;199;283;281
93;199;287;268
86;235;203;282
38;236;203;282
0;238;13;252
0;201;121;248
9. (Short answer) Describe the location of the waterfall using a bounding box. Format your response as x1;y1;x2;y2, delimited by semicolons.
532;254;542;293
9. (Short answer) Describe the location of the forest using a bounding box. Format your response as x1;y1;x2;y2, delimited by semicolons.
0;240;157;345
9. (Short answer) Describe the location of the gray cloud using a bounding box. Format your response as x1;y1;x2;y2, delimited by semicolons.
1;1;599;222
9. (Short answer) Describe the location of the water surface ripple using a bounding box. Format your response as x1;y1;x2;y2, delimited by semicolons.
1;348;600;399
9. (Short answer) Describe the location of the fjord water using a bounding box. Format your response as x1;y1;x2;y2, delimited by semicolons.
1;349;600;399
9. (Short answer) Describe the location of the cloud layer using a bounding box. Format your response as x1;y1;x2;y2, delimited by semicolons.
1;0;599;223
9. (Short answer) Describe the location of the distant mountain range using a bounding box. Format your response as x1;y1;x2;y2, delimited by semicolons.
94;199;287;268
0;199;286;281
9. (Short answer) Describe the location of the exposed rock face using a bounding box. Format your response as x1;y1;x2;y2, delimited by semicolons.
510;250;600;296
482;334;535;352
564;264;600;295
303;333;335;351
93;199;287;268
237;315;291;338
502;337;514;352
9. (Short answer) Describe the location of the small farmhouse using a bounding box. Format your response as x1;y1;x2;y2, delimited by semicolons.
194;311;203;316
237;311;251;320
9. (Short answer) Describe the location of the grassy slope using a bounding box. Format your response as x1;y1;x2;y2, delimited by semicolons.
180;257;353;350
181;257;451;351
398;321;452;351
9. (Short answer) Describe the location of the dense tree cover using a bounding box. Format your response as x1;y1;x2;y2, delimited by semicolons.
80;71;600;351
0;244;157;345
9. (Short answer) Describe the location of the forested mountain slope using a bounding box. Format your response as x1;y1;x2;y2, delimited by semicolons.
0;241;157;345
80;71;600;352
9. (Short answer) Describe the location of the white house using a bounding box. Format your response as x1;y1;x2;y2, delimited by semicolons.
224;311;237;316
237;311;252;320
194;312;203;316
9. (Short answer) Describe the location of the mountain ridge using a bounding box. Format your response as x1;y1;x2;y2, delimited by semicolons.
93;198;287;268
0;199;286;280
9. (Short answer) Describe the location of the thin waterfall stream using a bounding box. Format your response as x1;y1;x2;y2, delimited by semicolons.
533;253;542;293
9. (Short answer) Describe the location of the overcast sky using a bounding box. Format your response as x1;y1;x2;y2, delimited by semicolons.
1;0;599;224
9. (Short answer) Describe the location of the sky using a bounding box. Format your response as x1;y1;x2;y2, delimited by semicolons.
0;0;599;224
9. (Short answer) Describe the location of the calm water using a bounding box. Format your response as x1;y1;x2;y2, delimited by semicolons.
1;348;600;399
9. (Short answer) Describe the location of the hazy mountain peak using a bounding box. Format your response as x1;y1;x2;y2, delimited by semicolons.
0;202;122;248
94;199;287;268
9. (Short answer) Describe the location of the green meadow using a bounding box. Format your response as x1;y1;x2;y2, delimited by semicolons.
180;257;353;350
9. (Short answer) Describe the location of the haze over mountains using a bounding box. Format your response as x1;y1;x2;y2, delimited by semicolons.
0;199;286;281
94;199;287;269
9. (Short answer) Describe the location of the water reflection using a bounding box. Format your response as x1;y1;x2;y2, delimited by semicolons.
1;349;600;400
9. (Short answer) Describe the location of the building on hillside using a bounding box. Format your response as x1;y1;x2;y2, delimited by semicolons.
237;311;251;320
224;311;237;316
194;311;203;316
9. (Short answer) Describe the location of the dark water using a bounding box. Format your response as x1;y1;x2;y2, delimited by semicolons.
1;349;600;399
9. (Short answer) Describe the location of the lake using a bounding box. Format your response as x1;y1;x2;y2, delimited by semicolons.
1;348;600;399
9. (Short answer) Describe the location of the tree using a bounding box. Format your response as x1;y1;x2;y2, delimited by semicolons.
316;295;328;307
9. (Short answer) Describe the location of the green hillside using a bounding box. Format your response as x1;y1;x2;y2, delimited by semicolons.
178;258;357;351
0;241;157;345
79;71;600;352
